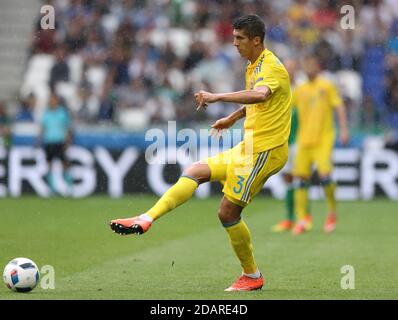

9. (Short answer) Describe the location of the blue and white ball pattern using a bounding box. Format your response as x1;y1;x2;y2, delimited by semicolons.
3;258;40;292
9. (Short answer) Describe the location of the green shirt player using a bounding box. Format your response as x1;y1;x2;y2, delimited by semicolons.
271;107;298;232
271;58;299;232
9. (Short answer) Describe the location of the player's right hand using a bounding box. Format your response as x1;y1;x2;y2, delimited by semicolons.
195;90;219;110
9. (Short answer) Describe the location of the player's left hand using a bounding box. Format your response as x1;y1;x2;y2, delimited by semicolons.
194;90;219;110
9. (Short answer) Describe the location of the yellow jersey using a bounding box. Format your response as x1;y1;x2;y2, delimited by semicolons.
293;76;343;147
244;49;292;153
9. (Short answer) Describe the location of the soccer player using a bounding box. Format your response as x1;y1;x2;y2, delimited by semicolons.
38;92;73;195
291;54;349;235
110;14;292;291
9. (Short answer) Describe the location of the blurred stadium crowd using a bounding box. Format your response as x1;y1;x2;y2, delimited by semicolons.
1;0;398;138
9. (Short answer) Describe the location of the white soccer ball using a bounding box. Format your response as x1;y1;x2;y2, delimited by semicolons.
3;258;40;292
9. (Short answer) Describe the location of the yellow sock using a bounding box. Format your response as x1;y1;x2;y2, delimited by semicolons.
146;176;198;221
324;182;336;213
295;187;309;221
225;219;257;274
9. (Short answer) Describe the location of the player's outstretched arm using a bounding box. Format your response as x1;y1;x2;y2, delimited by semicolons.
195;86;271;110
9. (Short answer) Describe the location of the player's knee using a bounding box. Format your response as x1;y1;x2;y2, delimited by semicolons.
283;173;293;184
319;175;333;186
293;177;310;189
182;162;210;184
218;201;241;225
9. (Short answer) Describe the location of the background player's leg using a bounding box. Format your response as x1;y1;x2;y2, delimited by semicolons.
320;175;336;213
292;146;313;235
146;162;211;221
219;197;259;277
317;144;336;233
292;176;312;235
286;183;295;221
60;144;73;196
272;173;295;232
45;145;56;195
320;175;337;233
294;177;310;221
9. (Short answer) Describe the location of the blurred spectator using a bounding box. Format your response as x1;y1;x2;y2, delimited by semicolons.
106;46;131;86
193;2;211;29
312;0;338;29
64;15;87;53
159;41;177;66
387;19;398;57
82;29;108;65
49;45;70;91
335;30;363;71
76;84;99;123
15;94;36;122
314;36;340;72
184;41;205;71
116;78;148;109
98;88;115;122
145;94;176;123
0;101;11;147
287;0;318;48
359;0;393;45
214;3;235;44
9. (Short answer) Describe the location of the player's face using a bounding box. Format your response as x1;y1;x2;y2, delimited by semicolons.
233;29;256;59
303;57;320;79
49;95;58;109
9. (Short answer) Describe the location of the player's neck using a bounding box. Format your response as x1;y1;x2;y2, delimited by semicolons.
248;46;265;64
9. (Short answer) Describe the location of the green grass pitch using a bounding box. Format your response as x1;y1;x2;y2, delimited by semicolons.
0;196;397;300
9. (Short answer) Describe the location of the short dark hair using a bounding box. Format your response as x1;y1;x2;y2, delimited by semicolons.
302;52;323;68
232;14;265;42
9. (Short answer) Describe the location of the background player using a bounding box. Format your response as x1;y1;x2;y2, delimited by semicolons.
272;58;300;233
292;54;349;235
110;14;292;291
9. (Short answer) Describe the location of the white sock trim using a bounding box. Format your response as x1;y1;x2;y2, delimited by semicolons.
243;269;261;279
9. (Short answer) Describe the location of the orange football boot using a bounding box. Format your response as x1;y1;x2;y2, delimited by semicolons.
324;213;336;234
110;216;152;235
271;219;294;233
292;214;312;235
224;274;264;292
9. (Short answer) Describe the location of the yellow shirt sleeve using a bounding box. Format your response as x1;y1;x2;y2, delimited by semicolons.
328;82;343;108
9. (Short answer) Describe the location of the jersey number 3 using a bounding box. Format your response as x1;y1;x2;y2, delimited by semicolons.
233;175;245;194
